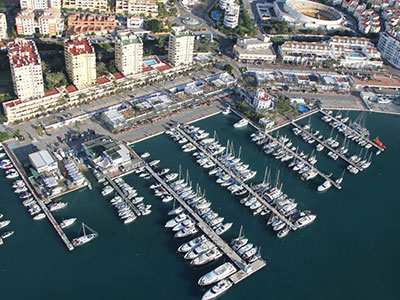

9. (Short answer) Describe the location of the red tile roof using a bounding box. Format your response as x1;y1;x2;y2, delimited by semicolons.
66;38;94;56
4;99;22;108
113;73;124;80
97;76;110;85
66;85;78;93
142;66;151;72
157;64;172;72
44;88;60;97
7;39;40;68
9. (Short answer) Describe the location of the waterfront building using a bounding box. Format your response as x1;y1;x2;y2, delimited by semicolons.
67;13;115;35
0;13;7;41
168;26;194;66
253;88;273;111
64;37;96;88
7;39;44;100
233;35;276;63
223;3;240;29
377;32;400;70
20;0;61;10
62;0;107;12
115;30;143;76
29;150;58;174
219;0;235;10
115;0;159;16
16;8;64;37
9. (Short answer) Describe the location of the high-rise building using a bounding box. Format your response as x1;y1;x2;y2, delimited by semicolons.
168;26;194;67
377;32;400;70
62;0;108;12
64;37;96;87
7;39;44;100
0;13;7;41
20;0;61;10
219;0;235;10
115;0;158;16
16;8;64;37
115;30;143;76
223;3;240;29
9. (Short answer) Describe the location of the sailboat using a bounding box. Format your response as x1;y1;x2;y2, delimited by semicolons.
72;223;98;247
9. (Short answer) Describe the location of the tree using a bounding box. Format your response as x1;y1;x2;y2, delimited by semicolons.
146;19;162;33
158;37;165;48
224;64;233;73
96;62;108;76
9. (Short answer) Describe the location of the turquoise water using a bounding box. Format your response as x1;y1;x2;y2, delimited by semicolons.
144;59;157;66
1;111;399;300
348;52;363;57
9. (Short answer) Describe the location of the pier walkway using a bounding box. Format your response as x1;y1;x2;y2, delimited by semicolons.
3;144;74;251
320;109;385;152
262;131;342;190
144;163;267;280
291;121;363;171
174;126;297;230
104;175;141;216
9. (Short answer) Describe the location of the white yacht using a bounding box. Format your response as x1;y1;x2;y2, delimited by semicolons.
0;220;11;229
191;248;222;266
33;213;46;221
49;202;68;212
72;223;98;247
202;279;233;300
178;235;207;253
175;226;198;238
60;218;77;229
198;262;236;286
214;222;232;235
165;213;187;228
140;152;151;158
149;159;160;167
184;240;215;260
1;231;14;239
101;185;114;196
277;226;290;239
317;180;332;192
295;215;316;229
222;107;230;115
233;119;249;128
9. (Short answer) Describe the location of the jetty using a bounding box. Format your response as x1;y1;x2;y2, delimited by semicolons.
291;121;363;171
262;130;342;190
174;125;298;230
320;109;385;152
143;163;267;281
3;144;74;251
104;175;141;216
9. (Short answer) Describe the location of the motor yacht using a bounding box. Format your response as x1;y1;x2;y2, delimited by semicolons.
201;279;233;300
233;119;249;128
60;218;77;229
198;262;236;286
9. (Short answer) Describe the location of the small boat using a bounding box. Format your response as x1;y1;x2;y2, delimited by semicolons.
140;152;151;158
49;202;68;212
198;262;236;286
1;231;14;239
202;279;233;300
295;215;316;229
178;235;207;253
72;223;98;247
317;180;332;192
101;185;114;196
149;160;160;167
277;226;290;239
0;220;11;229
60;218;77;229
175;226;198;238
233;119;249;128
33;213;46;221
222;107;230;115
191;248;222;266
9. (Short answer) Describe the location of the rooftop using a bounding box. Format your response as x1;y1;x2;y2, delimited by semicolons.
7;39;41;68
66;37;94;56
29;150;56;170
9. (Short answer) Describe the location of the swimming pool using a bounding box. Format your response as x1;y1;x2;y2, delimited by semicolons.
348;52;362;58
144;60;157;66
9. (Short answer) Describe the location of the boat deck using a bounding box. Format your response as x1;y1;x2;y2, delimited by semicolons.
174;126;298;230
3;144;74;251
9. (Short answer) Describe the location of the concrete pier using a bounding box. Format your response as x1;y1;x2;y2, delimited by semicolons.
3;144;74;251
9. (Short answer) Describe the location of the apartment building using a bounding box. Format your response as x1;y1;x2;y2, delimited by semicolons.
0;13;8;41
16;8;64;37
377;32;400;69
64;37;97;87
115;0;158;16
253;88;273;111
219;0;235;10
20;0;61;10
233;35;276;63
62;0;108;12
115;30;143;76
7;39;44;100
223;4;240;29
168;26;194;66
67;13;115;35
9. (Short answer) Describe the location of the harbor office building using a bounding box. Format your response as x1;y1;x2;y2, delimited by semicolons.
29;150;58;174
82;136;140;174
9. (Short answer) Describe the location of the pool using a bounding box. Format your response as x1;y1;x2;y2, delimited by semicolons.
144;60;157;66
348;52;362;58
211;11;222;21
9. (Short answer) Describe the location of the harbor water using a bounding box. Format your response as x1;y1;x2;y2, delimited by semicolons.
1;111;399;300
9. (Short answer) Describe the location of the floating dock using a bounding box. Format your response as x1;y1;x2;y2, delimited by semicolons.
143;163;267;279
320;109;385;152
3;144;74;251
291;121;363;171
262;131;342;190
174;126;298;230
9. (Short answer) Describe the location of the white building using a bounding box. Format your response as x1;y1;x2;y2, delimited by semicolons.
377;32;400;69
233;35;276;63
115;0;158;16
127;16;144;28
168;26;194;66
253;88;273;111
29;150;58;174
62;0;107;12
115;30;143;76
219;0;235;10
0;13;7;41
224;4;240;29
7;39;45;100
20;0;61;10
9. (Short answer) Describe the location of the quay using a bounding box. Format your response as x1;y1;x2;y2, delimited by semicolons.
143;163;267;280
3;144;74;251
174;126;298;230
104;175;142;216
320;109;385;152
291;121;363;171
261;131;342;190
